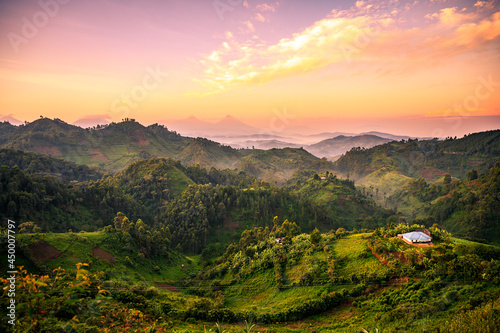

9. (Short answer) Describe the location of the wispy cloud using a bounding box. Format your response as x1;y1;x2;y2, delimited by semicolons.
190;0;500;96
256;2;280;12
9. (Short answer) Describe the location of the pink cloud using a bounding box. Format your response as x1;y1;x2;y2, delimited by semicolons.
256;2;279;12
191;0;500;95
255;13;266;22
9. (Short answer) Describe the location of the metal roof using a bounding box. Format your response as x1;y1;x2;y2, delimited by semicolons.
401;231;432;242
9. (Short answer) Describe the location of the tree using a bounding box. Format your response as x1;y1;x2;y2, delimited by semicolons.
310;227;322;245
113;212;128;230
467;169;478;181
443;174;452;185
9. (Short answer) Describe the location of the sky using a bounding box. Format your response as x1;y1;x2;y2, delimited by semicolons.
0;0;499;137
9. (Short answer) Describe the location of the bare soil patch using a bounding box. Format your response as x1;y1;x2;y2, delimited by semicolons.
28;241;62;262
90;149;110;162
153;282;180;292
132;130;150;145
369;247;389;266
35;146;63;157
92;247;115;264
224;216;238;231
419;167;446;180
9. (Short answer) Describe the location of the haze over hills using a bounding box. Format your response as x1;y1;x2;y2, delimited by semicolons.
0;114;23;126
306;135;393;158
167;115;260;137
163;115;431;144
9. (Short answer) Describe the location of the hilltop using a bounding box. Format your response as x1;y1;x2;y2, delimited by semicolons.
333;131;500;200
236;147;334;184
0;118;335;183
306;134;393;159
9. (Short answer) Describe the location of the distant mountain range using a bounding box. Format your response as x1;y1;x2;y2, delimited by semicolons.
162;116;432;158
0;114;23;126
166;115;260;137
306;135;393;158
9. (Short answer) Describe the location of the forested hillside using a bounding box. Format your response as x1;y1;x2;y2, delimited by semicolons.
334;130;500;181
0;148;102;183
236;148;334;184
0;118;335;183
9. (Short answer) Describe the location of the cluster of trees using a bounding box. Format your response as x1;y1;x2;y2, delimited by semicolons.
0;165;76;229
1;154;382;255
107;212;172;258
0;148;102;183
426;163;500;242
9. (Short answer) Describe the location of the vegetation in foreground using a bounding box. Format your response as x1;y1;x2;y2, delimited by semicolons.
2;222;499;332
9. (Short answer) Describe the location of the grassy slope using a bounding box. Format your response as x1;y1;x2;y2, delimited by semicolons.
295;177;389;229
335;131;500;185
236;148;335;184
4;230;499;332
198;233;388;316
16;231;198;282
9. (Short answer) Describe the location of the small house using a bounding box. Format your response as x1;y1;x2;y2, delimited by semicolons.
398;231;432;244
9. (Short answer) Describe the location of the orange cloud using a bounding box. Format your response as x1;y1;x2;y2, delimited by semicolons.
191;0;500;95
256;3;278;12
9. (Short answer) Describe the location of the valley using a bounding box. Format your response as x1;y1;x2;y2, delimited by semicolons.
0;119;499;332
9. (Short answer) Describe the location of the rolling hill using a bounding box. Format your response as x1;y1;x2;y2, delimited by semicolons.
333;130;500;200
8;224;494;332
0;148;103;183
306;134;393;158
0;118;335;183
235;147;334;184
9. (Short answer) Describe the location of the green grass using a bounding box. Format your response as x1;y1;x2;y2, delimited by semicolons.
333;233;389;276
224;269;330;314
20;231;197;283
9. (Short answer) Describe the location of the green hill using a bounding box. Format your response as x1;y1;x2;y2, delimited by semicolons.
0;148;102;183
425;163;500;243
334;131;499;182
176;137;240;169
333;131;500;212
0;121;16;136
290;173;391;230
0;118;191;172
0;119;335;181
2;216;499;332
236;147;334;184
306;134;392;158
101;158;196;209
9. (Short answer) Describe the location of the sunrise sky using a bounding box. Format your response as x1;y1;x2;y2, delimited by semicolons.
1;0;499;136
